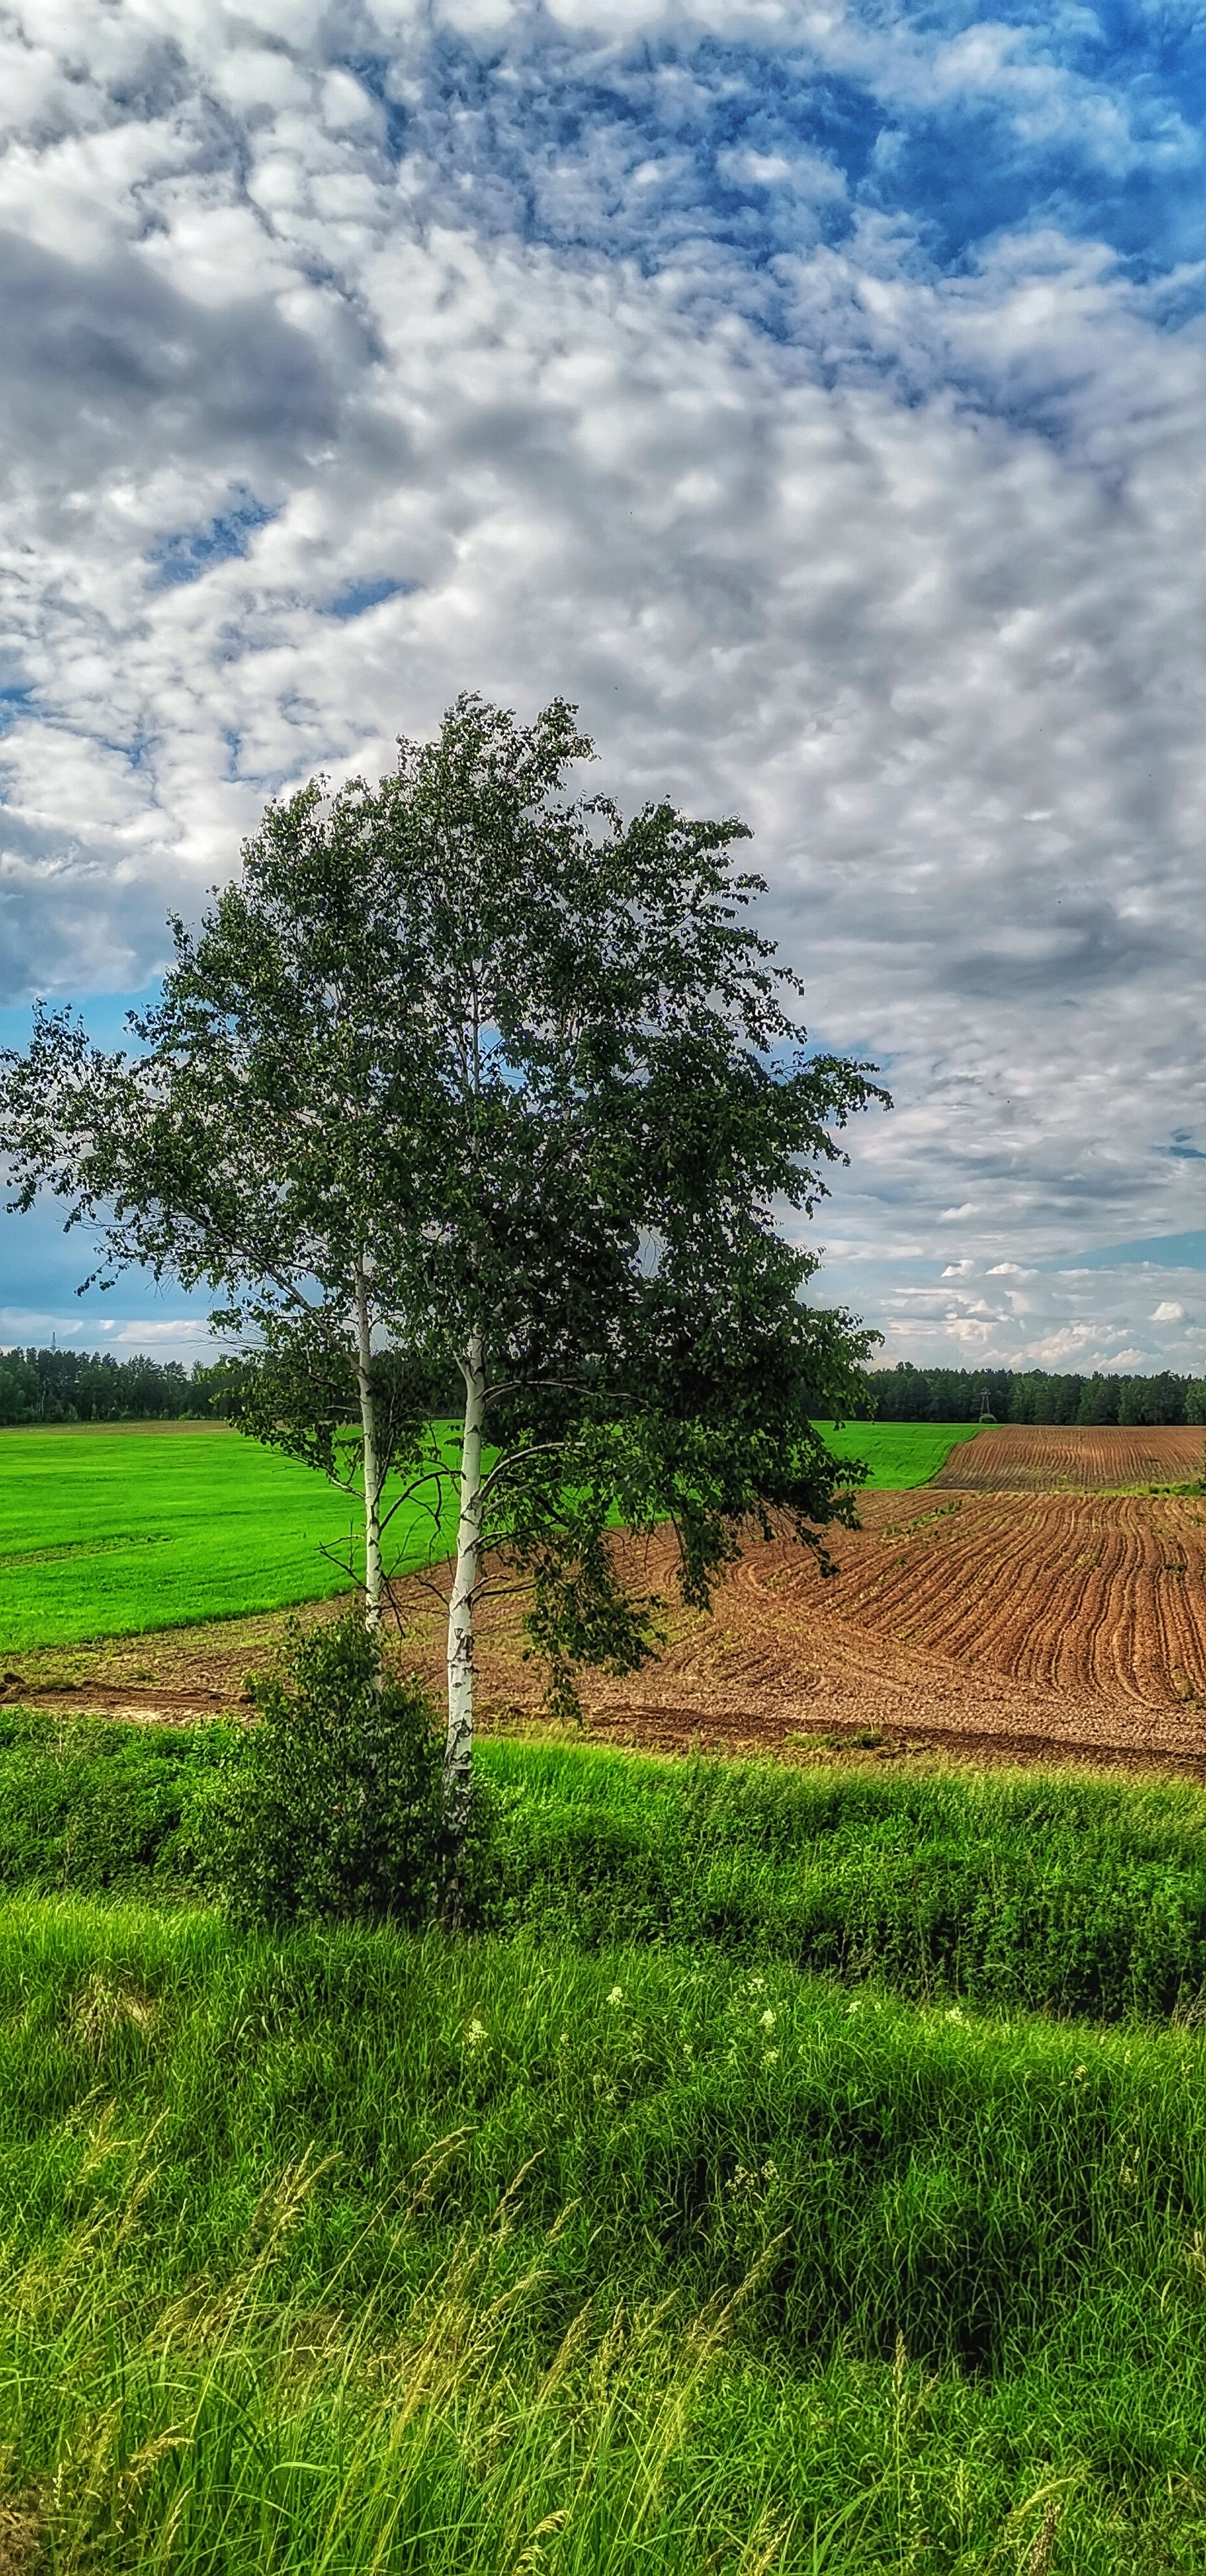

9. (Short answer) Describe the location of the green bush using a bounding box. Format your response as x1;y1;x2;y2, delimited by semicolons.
195;1615;445;1926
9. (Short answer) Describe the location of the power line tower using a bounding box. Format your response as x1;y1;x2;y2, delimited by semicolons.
977;1385;996;1423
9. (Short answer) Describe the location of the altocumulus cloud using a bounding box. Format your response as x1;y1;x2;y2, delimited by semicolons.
1;0;1206;1365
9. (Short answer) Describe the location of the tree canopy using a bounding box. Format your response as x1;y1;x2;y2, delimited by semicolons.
1;694;888;1834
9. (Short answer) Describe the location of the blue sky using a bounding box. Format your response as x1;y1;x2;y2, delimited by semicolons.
1;0;1205;1370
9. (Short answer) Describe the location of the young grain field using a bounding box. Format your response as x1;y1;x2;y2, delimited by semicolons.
0;1421;973;1660
0;1425;461;1653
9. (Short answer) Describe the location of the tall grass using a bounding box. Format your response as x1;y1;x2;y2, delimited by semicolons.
3;1900;1206;2567
8;1710;1206;2021
8;1728;1206;2565
480;1738;1206;2019
3;1900;1206;2370
3;2122;787;2576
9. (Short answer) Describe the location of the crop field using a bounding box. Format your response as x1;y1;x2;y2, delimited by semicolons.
812;1419;983;1486
929;1421;1206;1491
367;1477;1206;1776
809;1489;1206;1702
10;1420;1206;1778
0;1426;459;1653
0;1421;977;1663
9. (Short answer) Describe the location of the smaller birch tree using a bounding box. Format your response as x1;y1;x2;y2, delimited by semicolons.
0;777;441;1634
0;694;888;1847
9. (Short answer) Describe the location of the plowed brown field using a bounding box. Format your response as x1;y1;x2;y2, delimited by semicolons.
930;1423;1205;1490
14;1474;1206;1779
12;1424;1206;1778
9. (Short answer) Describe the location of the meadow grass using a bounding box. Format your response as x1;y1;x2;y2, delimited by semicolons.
0;1427;461;1653
810;1421;984;1489
6;1712;1206;2020
2;1895;1206;2570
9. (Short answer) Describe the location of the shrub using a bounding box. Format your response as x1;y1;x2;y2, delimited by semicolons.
197;1615;445;1927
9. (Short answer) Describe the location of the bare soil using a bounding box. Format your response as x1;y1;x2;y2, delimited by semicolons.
12;1453;1206;1781
929;1422;1206;1491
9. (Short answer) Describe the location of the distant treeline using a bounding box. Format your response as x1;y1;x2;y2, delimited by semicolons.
866;1364;1206;1426
7;1343;1206;1435
0;1347;238;1426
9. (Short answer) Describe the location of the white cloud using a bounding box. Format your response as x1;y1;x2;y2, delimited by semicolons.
1152;1300;1185;1322
1024;1323;1110;1363
0;1;1204;1369
111;1319;210;1345
717;144;846;196
0;1307;213;1356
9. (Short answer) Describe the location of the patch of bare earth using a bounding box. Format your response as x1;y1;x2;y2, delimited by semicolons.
928;1422;1206;1491
10;1429;1206;1779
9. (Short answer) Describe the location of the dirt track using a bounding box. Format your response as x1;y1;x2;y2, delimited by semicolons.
10;1425;1206;1777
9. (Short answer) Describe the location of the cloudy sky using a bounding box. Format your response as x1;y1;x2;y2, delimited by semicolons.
2;0;1206;1374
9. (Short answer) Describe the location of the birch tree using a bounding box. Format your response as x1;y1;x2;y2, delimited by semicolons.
0;694;888;1843
0;775;442;1635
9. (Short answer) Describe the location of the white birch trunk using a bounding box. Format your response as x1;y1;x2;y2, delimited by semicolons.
353;1264;383;1633
444;1328;485;1839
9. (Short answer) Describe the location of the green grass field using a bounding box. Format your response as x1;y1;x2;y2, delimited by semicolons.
0;1420;981;1655
4;1722;1206;2568
0;1426;460;1654
814;1419;984;1486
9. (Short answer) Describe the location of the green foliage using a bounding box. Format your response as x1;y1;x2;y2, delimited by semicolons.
12;1716;1206;2022
196;1614;445;1926
868;1361;1206;1426
0;694;888;1723
0;1342;227;1424
5;1725;1206;2562
0;1704;225;1893
474;1744;1206;2020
